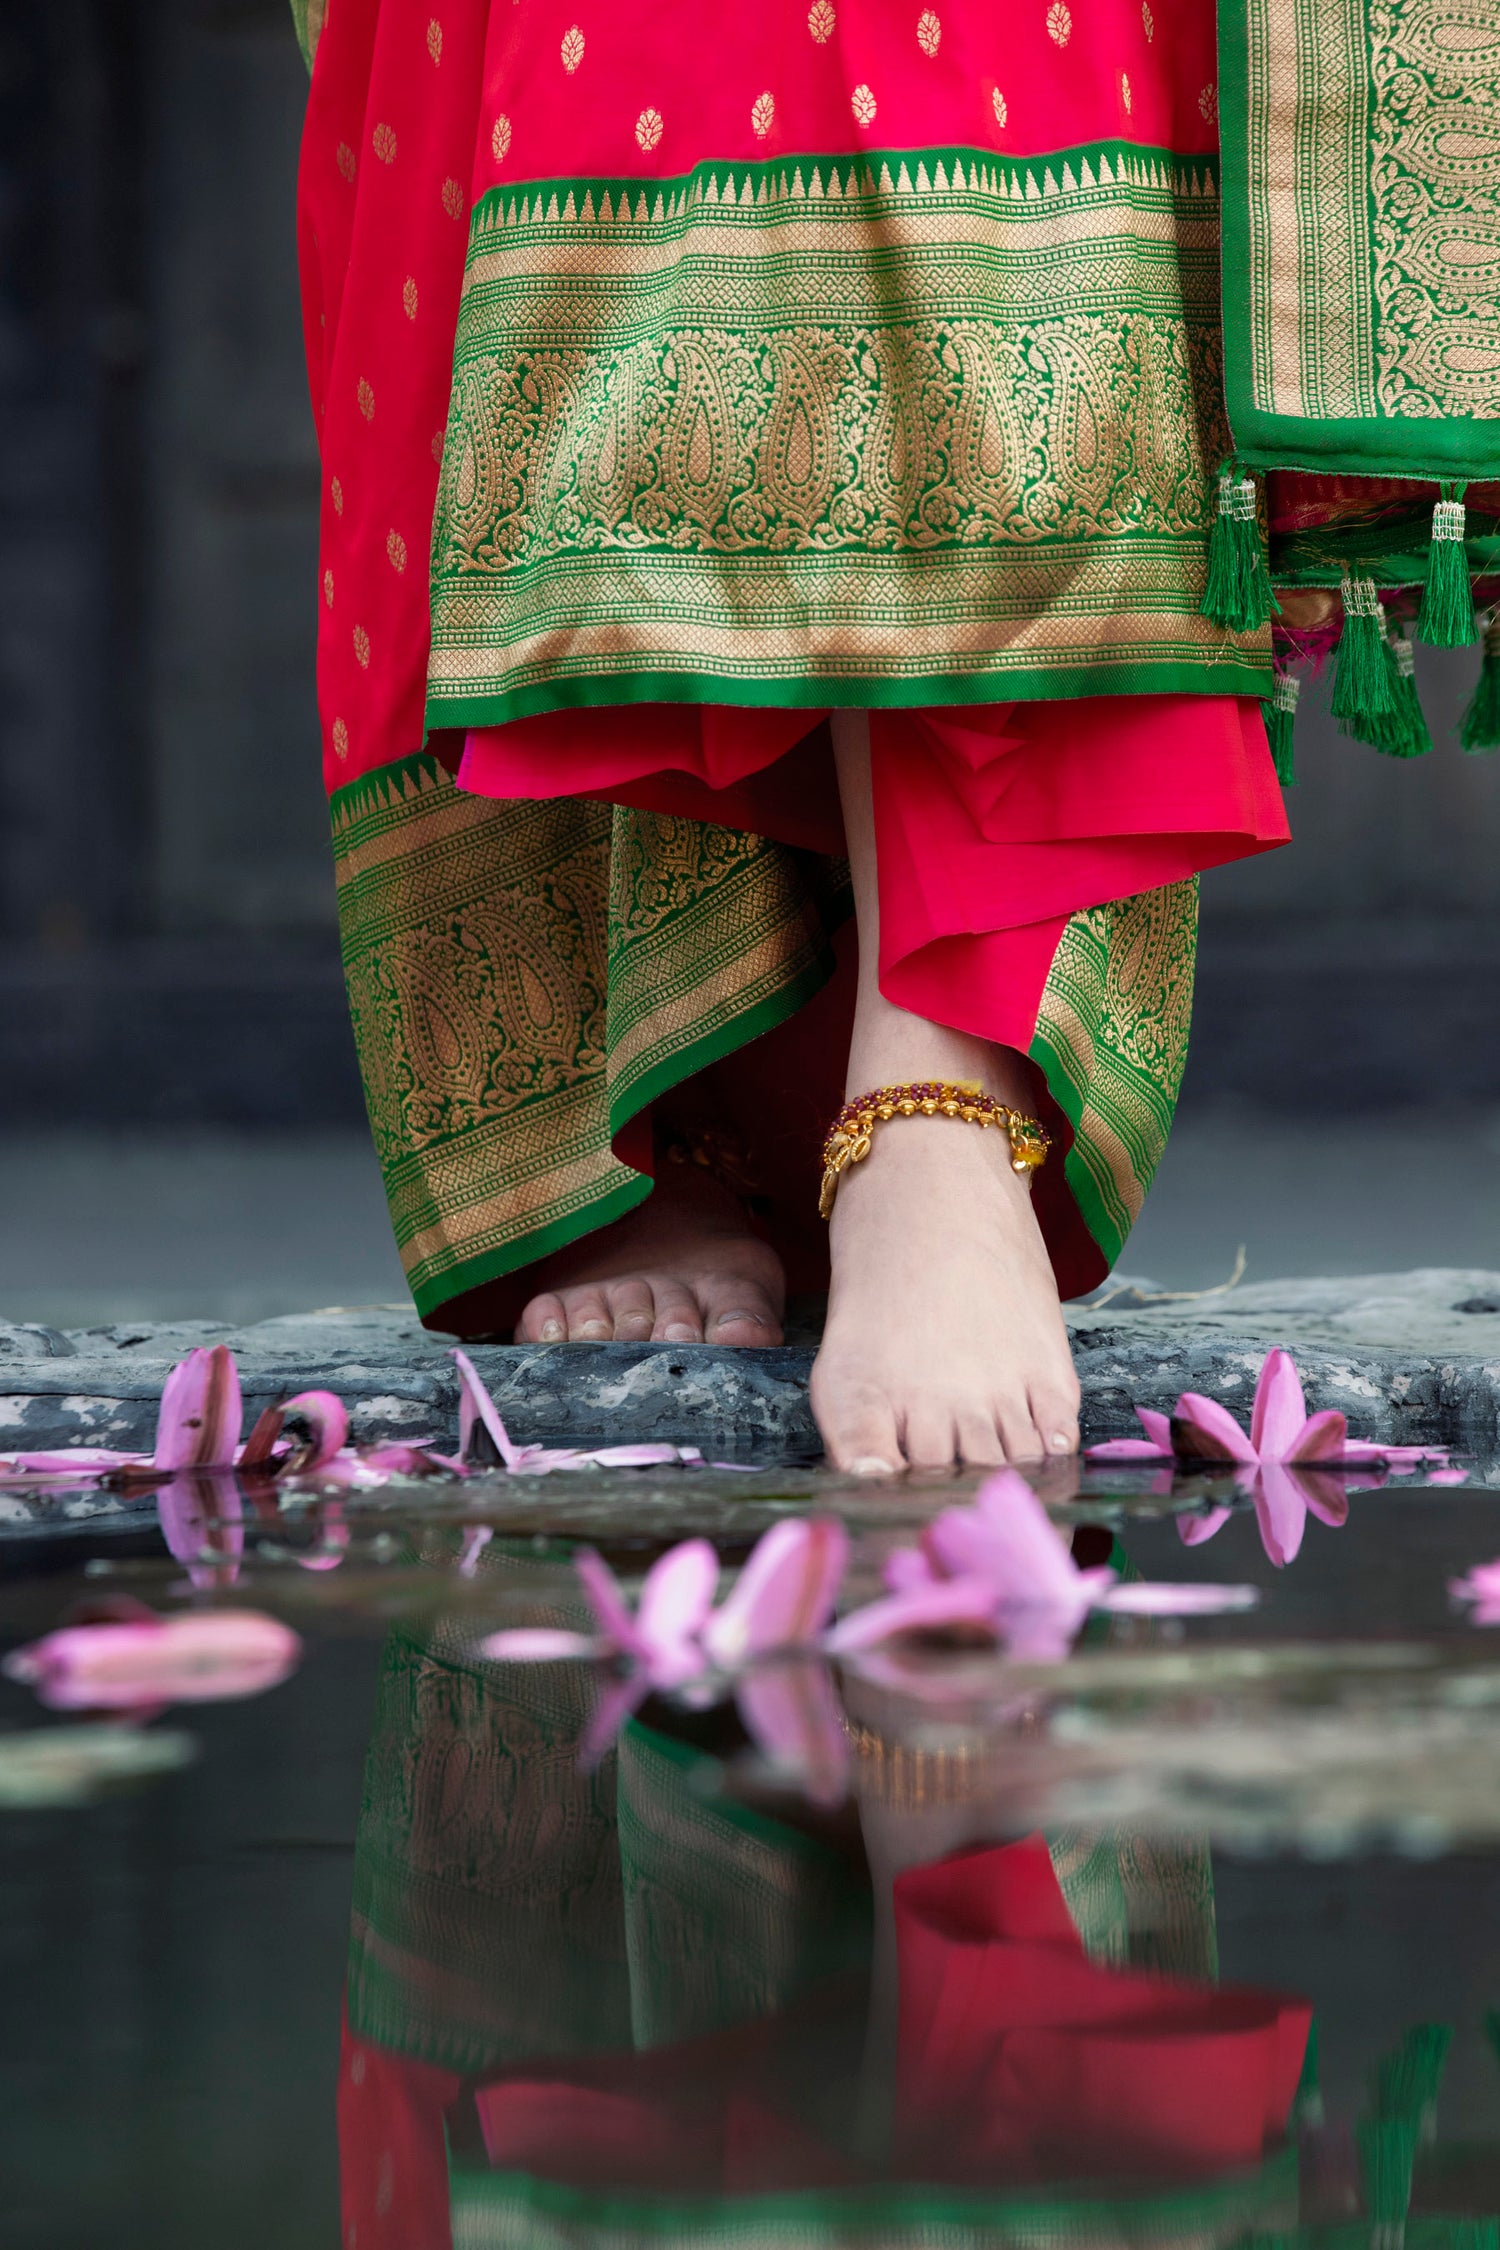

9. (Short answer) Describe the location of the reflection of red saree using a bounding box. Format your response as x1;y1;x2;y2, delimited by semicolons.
296;0;1289;1326
340;1837;1308;2246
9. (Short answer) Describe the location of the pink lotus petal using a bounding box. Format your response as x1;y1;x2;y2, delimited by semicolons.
451;1348;524;1469
824;1576;1002;1653
736;1659;849;1807
581;1672;649;1767
276;1391;349;1471
1285;1407;1350;1464
0;1448;148;1484
1102;1581;1259;1615
1253;1463;1315;1567
1291;1465;1350;1529
1428;1465;1469;1486
1085;1437;1173;1461
1250;1348;1309;1461
996;1603;1086;1663
291;1504;350;1570
1138;1407;1173;1451
1338;1440;1450;1470
156;1472;245;1588
939;1469;1083;1605
635;1539;719;1684
574;1550;640;1653
153;1346;243;1471
1176;1506;1234;1547
479;1627;600;1662
2;1608;299;1711
1453;1559;1500;1604
703;1517;848;1669
883;1544;938;1594
1172;1394;1258;1465
458;1524;493;1578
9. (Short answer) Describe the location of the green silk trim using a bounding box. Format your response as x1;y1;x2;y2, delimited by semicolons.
1218;0;1500;482
1030;881;1199;1275
428;138;1252;728
434;653;1271;733
286;0;326;75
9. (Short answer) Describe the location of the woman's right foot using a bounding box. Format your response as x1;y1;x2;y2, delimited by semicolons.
514;1161;785;1347
810;1102;1081;1473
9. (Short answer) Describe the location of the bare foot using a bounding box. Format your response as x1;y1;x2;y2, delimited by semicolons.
810;707;1082;1473
515;1162;785;1347
811;1103;1081;1471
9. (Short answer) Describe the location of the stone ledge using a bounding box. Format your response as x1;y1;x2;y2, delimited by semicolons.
4;1269;1500;1463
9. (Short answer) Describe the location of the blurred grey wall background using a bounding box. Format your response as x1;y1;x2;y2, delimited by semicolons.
1;0;354;1129
0;0;1496;1316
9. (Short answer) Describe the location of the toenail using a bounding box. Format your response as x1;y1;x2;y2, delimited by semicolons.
578;1320;610;1340
540;1320;564;1342
1050;1431;1074;1452
714;1309;768;1329
664;1322;698;1343
850;1455;898;1477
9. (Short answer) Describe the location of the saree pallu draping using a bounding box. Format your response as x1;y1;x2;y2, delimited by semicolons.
1210;0;1500;772
296;0;1290;1327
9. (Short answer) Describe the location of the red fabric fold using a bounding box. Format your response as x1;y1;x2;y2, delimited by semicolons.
462;694;1290;1064
894;1836;1311;2181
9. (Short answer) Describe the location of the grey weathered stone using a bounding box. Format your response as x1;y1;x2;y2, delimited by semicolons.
5;1272;1500;1476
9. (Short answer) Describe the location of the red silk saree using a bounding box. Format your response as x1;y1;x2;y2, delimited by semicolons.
293;0;1288;1328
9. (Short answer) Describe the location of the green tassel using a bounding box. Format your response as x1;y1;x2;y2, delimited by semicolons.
1359;2116;1418;2250
1333;575;1396;728
1362;630;1434;759
1372;2022;1452;2138
1266;667;1300;784
1416;484;1478;649
1460;615;1500;752
1202;462;1278;631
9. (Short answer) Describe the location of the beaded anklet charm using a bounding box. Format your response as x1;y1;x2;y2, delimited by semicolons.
818;1080;1050;1220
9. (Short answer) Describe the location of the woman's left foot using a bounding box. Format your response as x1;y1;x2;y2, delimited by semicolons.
810;1104;1081;1471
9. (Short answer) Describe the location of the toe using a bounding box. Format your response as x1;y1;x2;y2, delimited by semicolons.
700;1277;783;1348
564;1287;614;1342
605;1278;657;1343
649;1282;704;1345
517;1291;569;1344
994;1398;1047;1463
1028;1382;1081;1458
811;1362;903;1475
901;1403;963;1471
954;1408;1007;1467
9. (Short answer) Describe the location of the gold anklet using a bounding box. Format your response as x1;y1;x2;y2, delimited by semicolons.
819;1080;1050;1219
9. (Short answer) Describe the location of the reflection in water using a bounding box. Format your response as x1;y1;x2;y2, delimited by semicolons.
340;1543;1310;2248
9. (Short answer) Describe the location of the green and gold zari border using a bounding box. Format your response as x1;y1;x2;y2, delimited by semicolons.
330;753;845;1319
427;141;1267;730
1031;879;1198;1273
286;0;326;74
1219;0;1500;480
449;2150;1297;2250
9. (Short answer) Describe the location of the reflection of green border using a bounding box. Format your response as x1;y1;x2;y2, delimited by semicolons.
450;2144;1299;2249
1217;0;1500;483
